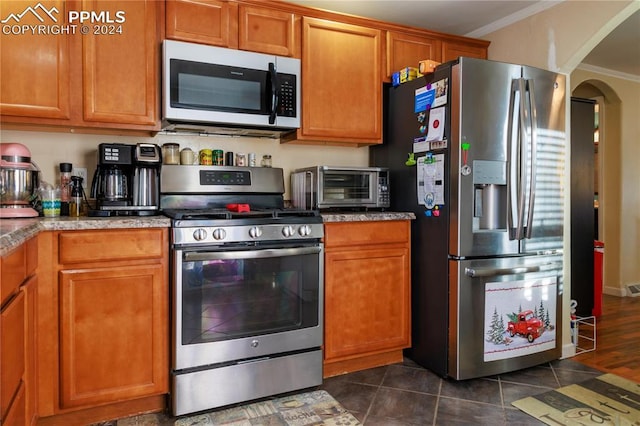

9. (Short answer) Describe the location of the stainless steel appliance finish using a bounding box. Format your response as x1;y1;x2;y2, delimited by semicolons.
290;166;390;210
162;40;300;138
371;57;566;380
162;166;324;416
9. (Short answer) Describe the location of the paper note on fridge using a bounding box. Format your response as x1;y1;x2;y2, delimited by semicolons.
426;107;445;142
417;154;445;207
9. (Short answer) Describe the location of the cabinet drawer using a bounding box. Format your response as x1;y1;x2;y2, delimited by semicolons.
58;229;165;264
324;221;410;248
1;244;25;306
1;291;25;419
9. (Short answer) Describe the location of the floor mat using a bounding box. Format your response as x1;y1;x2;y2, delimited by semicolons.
171;390;361;426
512;373;640;425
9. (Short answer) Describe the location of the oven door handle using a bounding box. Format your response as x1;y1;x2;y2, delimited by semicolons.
184;246;322;261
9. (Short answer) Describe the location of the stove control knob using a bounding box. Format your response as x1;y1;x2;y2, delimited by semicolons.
249;226;262;239
193;228;207;241
298;225;311;237
212;228;226;240
282;225;294;238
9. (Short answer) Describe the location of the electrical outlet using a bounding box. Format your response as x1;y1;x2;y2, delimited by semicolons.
73;167;88;183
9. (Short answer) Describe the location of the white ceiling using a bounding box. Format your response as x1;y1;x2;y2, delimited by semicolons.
287;0;640;78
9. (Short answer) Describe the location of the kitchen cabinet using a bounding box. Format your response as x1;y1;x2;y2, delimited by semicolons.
442;39;488;62
166;0;299;57
36;228;168;425
0;0;160;132
0;236;37;426
323;220;411;377
386;30;442;79
287;17;383;146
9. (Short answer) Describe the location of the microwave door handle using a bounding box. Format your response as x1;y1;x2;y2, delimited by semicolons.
268;62;278;125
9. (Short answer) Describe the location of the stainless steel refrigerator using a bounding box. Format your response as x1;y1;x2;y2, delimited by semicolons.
371;57;566;379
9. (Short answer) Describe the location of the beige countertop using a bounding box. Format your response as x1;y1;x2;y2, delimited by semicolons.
0;216;171;257
1;212;414;257
321;211;415;222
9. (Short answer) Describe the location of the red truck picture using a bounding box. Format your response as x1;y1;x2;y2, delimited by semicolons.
507;310;544;343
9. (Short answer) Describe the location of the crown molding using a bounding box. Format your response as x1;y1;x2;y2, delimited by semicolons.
576;63;640;83
466;1;564;38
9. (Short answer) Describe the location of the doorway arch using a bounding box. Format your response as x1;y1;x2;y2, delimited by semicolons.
571;79;623;295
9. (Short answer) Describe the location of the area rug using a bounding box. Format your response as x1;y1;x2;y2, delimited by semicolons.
512;373;640;425
174;390;361;426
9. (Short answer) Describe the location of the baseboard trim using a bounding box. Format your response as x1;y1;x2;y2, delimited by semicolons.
603;286;627;297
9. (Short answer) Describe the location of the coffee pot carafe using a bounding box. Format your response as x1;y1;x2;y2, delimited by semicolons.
132;143;162;211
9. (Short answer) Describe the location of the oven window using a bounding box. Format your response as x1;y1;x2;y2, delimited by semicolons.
323;172;372;201
181;251;319;345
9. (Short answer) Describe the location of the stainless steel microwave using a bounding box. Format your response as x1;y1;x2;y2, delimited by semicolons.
291;166;390;210
162;40;300;136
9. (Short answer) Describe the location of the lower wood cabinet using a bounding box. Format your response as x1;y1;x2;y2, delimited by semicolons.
1;236;37;426
323;220;411;377
37;228;169;425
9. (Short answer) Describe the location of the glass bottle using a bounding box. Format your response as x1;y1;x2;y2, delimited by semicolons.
261;154;272;167
69;176;85;217
59;162;72;216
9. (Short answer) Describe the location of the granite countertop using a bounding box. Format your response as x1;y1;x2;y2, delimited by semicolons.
0;216;171;257
321;211;415;222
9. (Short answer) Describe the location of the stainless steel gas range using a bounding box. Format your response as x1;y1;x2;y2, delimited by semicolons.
160;165;324;416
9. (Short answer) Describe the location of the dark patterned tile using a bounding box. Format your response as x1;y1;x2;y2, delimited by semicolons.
363;416;418;425
554;366;604;386
324;366;389;386
318;380;378;413
367;387;437;424
434;397;506;425
504;406;545;424
381;364;442;395
498;365;560;388
439;377;502;406
551;358;603;374
501;381;553;405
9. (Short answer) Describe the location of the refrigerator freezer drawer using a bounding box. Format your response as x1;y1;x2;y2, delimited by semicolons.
449;254;563;380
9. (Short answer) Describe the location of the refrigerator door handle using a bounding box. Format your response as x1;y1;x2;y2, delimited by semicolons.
507;78;528;241
524;79;538;238
465;261;562;278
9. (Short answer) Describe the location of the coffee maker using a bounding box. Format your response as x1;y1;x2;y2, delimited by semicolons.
89;143;161;216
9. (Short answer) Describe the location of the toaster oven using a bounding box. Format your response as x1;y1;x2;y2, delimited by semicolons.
291;166;390;210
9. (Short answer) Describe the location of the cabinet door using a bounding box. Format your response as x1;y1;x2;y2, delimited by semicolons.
1;291;25;420
442;40;487;62
81;0;159;127
324;246;410;361
22;275;38;426
166;0;238;48
0;0;71;120
298;17;382;145
59;264;168;408
386;31;442;78
238;4;298;57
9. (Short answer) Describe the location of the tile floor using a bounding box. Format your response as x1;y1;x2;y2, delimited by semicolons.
101;357;604;425
317;357;604;425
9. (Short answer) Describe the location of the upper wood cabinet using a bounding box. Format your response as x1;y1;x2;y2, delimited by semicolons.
166;0;239;48
0;0;160;132
386;31;442;79
290;17;383;146
166;0;299;57
238;4;299;57
442;39;488;62
0;0;71;121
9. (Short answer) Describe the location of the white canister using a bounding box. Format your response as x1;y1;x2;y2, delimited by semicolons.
180;148;195;165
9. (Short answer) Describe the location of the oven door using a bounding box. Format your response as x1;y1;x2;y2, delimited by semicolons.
172;242;323;371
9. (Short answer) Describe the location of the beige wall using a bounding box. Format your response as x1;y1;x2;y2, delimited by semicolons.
0;129;369;201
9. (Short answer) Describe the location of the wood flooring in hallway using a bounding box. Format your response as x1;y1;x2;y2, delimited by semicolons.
572;294;640;382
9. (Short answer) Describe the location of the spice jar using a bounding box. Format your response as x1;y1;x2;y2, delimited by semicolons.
261;154;272;168
236;153;247;166
162;143;180;165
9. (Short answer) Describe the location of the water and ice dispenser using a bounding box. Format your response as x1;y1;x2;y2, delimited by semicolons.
473;160;507;230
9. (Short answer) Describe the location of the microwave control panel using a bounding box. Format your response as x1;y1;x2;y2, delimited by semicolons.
277;73;297;118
